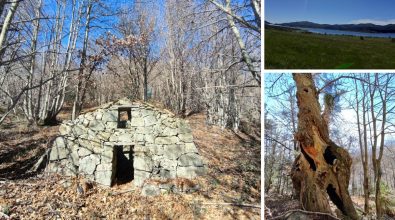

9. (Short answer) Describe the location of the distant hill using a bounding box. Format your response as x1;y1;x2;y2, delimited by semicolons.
275;21;395;33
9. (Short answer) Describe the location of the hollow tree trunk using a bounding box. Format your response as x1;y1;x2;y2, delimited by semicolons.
290;73;358;220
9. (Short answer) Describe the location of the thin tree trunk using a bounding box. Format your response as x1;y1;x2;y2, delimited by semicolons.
143;60;148;101
41;0;65;124
355;78;370;214
72;0;92;120
27;0;43;123
375;74;388;219
223;0;260;85
250;0;261;27
276;147;284;194
0;0;19;61
265;141;277;193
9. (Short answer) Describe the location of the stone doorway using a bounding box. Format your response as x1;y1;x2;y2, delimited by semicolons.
114;145;134;184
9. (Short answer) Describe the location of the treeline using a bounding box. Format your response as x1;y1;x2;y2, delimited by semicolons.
0;0;261;131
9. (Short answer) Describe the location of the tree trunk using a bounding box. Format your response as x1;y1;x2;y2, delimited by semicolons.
143;60;148;101
72;1;92;120
265;141;277;194
27;0;43;124
223;0;260;85
290;73;358;220
375;168;382;218
276;147;284;194
355;78;370;214
0;0;19;61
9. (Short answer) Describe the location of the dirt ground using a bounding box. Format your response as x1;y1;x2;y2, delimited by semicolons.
265;193;395;220
0;113;261;219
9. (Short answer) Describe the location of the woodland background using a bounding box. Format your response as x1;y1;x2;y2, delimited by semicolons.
0;0;261;219
265;73;395;219
0;0;261;130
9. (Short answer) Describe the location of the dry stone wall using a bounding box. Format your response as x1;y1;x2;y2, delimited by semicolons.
47;99;206;191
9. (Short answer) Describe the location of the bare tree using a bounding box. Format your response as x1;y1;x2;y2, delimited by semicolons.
353;75;370;214
71;0;93;120
207;0;261;84
115;4;158;102
71;0;112;120
0;0;261;136
366;74;395;218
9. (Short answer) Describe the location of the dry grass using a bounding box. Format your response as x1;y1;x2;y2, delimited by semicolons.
0;113;261;219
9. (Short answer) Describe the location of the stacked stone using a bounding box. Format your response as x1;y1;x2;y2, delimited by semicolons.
47;99;206;190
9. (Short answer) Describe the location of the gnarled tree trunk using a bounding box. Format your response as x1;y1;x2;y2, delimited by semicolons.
291;73;358;220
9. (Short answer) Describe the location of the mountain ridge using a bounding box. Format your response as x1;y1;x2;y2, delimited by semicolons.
266;21;395;33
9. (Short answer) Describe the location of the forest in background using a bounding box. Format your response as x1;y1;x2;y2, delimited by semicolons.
0;0;261;132
0;1;261;219
265;73;395;219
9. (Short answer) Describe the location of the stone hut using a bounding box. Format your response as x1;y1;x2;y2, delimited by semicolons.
46;98;206;190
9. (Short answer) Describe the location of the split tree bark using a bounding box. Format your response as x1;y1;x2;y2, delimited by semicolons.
291;73;358;220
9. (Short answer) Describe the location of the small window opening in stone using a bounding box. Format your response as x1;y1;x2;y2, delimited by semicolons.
114;145;134;185
117;107;131;128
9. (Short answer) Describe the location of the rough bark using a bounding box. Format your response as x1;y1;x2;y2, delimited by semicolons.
290;73;358;220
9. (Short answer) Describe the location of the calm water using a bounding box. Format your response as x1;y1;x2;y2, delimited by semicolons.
296;27;395;38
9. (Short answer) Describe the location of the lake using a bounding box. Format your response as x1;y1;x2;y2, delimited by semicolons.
295;27;395;38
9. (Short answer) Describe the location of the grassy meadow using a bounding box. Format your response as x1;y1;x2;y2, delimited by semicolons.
265;28;395;69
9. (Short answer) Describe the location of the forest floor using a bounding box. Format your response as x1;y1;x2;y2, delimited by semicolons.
0;113;261;219
265;193;395;219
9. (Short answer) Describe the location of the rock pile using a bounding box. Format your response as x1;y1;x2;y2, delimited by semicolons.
46;99;206;193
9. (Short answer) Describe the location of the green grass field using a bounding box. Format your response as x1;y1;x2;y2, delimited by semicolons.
265;29;395;69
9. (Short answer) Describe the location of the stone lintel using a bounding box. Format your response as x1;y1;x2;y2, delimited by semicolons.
109;105;140;110
103;141;136;146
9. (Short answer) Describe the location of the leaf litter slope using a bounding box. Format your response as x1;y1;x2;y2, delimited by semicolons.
0;113;261;219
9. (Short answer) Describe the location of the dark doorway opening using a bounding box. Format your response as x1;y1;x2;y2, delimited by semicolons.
117;107;131;128
114;145;134;184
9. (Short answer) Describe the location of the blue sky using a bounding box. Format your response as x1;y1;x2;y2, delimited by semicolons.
265;0;395;25
264;73;395;147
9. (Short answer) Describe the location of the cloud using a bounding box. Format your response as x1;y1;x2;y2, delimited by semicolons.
349;19;395;25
